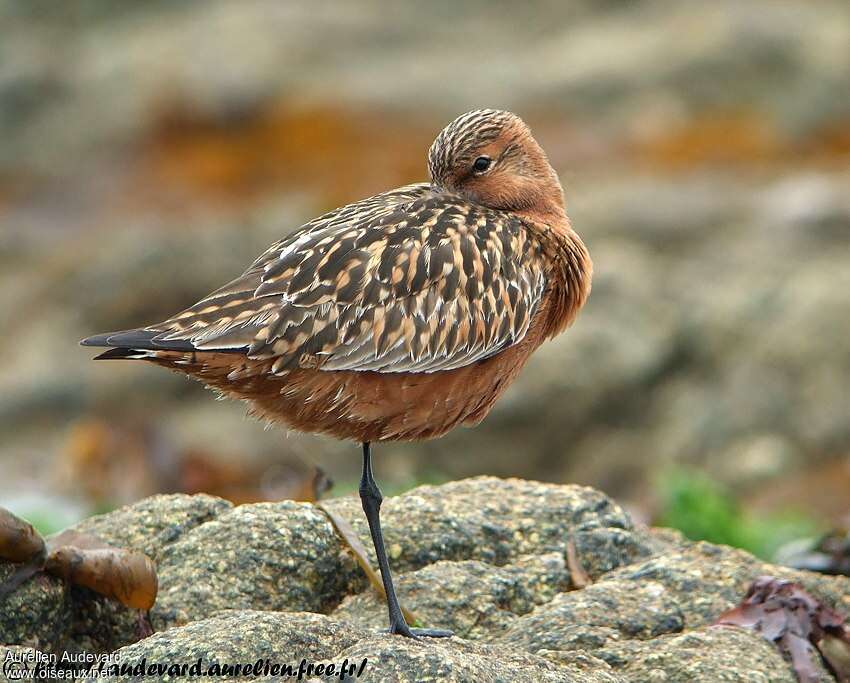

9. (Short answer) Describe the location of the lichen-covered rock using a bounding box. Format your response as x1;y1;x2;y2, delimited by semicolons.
151;501;360;628
0;494;232;654
572;526;661;578
83;611;368;683
0;568;69;652
500;579;685;653
38;494;233;654
90;611;619;683
3;478;849;683
593;626;834;682
321;476;654;577
334;554;570;639
603;541;850;627
319;633;619;683
69;493;233;563
501;539;850;657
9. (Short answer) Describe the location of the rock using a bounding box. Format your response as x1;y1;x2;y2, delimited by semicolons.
60;493;235;652
0;567;69;652
318;632;619;683
500;579;685;653
3;478;850;682
603;541;850;627
91;611;619;683
151;500;360;629
320;477;655;578
502;538;850;657
334;554;570;639
84;611;367;682
69;493;233;562
0;493;232;654
594;626;834;682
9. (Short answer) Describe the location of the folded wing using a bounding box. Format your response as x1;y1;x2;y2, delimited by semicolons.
128;183;548;375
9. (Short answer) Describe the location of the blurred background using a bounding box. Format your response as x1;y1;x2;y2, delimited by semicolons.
1;1;849;566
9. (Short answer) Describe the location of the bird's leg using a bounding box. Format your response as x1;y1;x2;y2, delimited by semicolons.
358;441;452;639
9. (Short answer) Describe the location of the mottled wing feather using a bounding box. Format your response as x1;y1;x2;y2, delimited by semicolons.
152;183;547;375
151;184;430;350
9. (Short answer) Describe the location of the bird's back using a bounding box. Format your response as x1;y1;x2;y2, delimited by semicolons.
85;183;549;373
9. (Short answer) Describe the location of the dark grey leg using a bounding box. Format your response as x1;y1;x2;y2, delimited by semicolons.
358;441;452;638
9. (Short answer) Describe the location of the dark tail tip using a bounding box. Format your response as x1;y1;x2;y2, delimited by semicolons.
92;347;150;360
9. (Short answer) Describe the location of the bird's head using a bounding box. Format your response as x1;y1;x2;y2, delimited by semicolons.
427;109;565;219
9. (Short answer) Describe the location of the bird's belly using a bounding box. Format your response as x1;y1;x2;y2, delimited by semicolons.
238;346;530;442
152;306;550;443
170;333;536;443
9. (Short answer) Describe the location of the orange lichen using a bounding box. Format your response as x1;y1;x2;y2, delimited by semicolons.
636;111;782;168
144;101;431;205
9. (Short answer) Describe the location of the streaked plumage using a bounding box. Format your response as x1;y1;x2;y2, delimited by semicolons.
82;109;592;639
82;110;592;442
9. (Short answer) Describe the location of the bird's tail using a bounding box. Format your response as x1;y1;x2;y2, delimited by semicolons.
80;328;198;360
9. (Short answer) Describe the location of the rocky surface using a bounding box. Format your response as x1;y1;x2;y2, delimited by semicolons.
0;565;69;653
562;626;836;682
334;554;571;640
2;478;848;681
86;611;615;683
320;477;660;577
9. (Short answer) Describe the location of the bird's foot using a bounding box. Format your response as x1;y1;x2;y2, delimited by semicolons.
383;622;453;639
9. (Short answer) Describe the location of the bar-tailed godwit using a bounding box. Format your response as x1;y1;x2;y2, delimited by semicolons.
82;109;593;638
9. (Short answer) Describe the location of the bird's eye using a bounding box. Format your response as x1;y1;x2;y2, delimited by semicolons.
472;156;492;173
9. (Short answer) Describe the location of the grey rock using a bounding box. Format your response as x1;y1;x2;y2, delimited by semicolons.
500;579;685;653
85;611;369;683
319;633;619;683
151;500;360;629
62;494;232;653
69;493;233;563
504;539;850;656
90;611;619;683
3;478;849;682
334;554;570;639
595;625;833;682
604;541;850;628
0;494;231;654
0;567;69;652
573;526;660;578
321;476;653;578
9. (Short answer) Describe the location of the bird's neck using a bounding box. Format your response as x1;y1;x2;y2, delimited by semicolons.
521;211;593;339
513;197;567;228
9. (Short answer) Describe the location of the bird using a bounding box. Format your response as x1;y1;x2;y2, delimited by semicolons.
81;109;592;638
